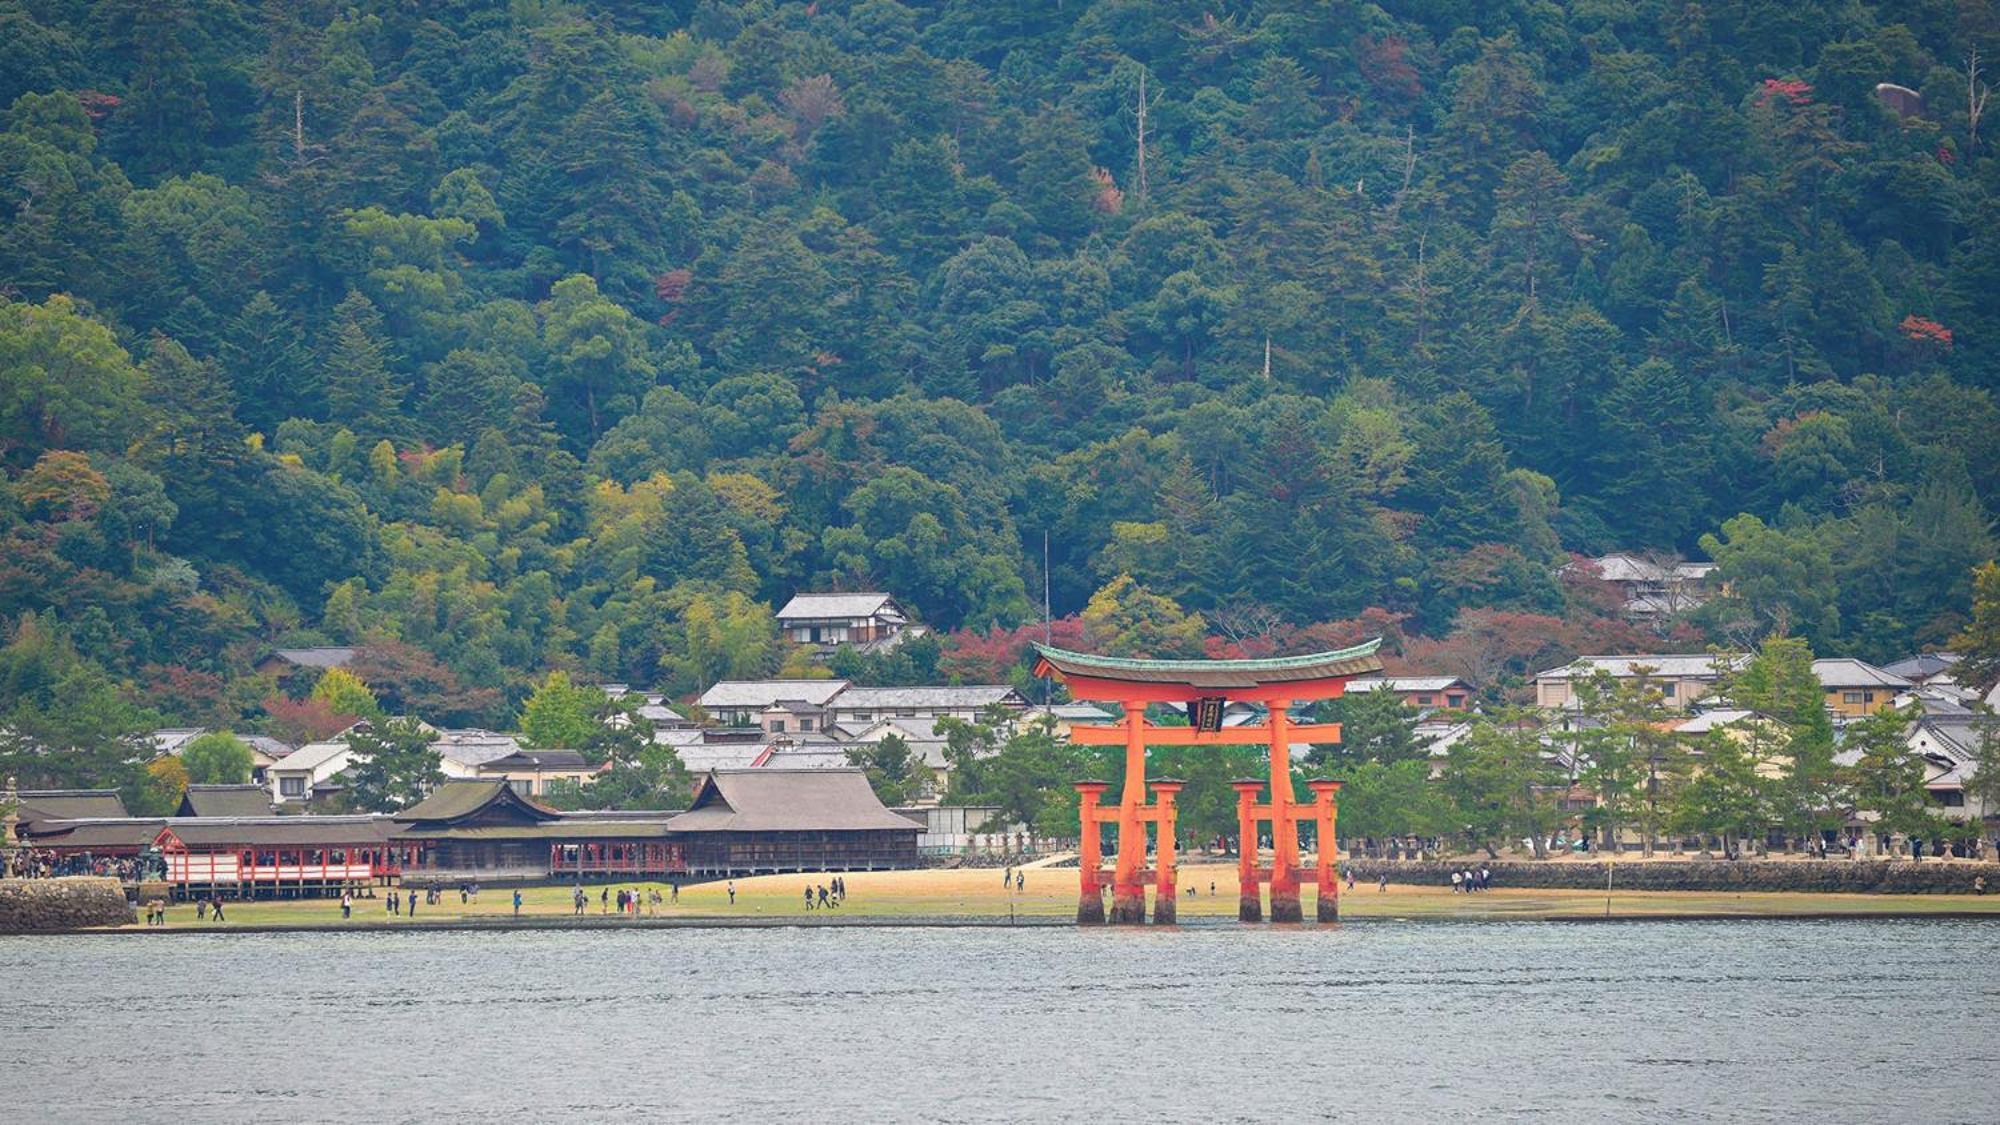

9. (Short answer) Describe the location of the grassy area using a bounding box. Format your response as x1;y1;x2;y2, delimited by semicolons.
132;861;2000;929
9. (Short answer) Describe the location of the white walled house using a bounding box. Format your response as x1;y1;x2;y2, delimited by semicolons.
775;592;924;655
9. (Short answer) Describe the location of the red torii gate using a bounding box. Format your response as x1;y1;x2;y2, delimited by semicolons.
1032;642;1383;924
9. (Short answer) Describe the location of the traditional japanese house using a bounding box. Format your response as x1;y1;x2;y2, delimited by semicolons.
667;769;921;875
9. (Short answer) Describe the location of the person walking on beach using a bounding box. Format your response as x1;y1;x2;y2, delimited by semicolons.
727;881;736;905
818;884;830;909
805;885;815;911
408;889;418;918
649;888;661;916
341;891;352;919
670;880;679;903
1378;874;1389;892
1004;866;1013;889
1451;870;1463;893
512;889;522;917
210;897;225;922
600;887;609;915
1346;868;1356;891
196;898;208;922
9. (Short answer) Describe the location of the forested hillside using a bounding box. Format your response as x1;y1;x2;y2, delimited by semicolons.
3;0;1999;763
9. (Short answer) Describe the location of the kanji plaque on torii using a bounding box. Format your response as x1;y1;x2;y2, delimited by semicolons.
1032;641;1383;924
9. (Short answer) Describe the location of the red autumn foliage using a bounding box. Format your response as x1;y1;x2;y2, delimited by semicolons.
1899;314;1953;347
1758;78;1814;106
139;664;240;728
348;638;502;726
654;268;693;303
260;695;357;745
76;91;121;119
1355;35;1422;103
938;617;1085;683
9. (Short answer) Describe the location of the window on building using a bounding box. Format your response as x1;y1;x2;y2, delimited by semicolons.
770;720;786;733
1863;691;1875;703
279;777;304;797
1446;694;1465;708
851;712;872;721
1843;691;1864;704
1936;791;1965;807
1660;683;1676;698
508;779;531;796
896;709;917;718
1417;695;1434;706
800;718;815;732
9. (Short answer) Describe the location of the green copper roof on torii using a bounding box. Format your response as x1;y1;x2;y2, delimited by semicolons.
1031;640;1383;688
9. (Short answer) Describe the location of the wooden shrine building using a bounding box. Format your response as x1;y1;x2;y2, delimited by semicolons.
1032;642;1383;924
669;769;922;875
390;780;684;883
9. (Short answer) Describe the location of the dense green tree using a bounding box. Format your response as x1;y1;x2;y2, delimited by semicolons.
340;718;445;812
518;671;605;749
180;730;254;784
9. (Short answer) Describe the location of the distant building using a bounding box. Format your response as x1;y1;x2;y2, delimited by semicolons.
697;679;851;728
1534;654;1746;711
1882;653;1963;690
1567;554;1718;618
1345;676;1474;712
475;749;603;797
826;685;1027;729
254;647;361;677
150;727;294;783
1812;659;1913;719
775;592;924;657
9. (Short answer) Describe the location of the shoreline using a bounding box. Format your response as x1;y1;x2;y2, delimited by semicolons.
49;908;2000;935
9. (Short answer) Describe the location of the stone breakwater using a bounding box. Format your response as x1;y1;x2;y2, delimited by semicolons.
1344;859;2000;894
0;878;137;932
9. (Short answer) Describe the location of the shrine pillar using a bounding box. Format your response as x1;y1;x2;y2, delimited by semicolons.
1073;781;1108;923
1232;779;1263;922
1309;779;1343;923
1109;702;1148;924
1267;703;1303;923
1150;780;1183;924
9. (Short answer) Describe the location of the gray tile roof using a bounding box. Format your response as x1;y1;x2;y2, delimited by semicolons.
832;686;1025;711
775;592;901;620
1537;654;1747;680
668;769;921;833
697;679;851;709
1811;659;1913;689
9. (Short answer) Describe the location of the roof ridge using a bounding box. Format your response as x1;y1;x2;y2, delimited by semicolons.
1031;639;1382;673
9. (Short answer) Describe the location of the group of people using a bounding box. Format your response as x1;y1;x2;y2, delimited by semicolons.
1001;867;1026;892
3;850;161;881
1450;866;1494;893
804;876;848;909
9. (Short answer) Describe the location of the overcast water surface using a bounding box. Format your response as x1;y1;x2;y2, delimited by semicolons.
4;919;1996;1123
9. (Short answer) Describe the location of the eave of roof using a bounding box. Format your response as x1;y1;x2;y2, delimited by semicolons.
1031;640;1382;687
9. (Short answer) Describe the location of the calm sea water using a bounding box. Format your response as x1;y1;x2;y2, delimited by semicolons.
4;920;1996;1123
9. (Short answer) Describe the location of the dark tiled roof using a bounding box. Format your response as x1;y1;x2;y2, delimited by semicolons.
162;816;395;847
177;785;275;818
392;779;559;824
667;769;922;833
16;790;130;822
15;818;162;849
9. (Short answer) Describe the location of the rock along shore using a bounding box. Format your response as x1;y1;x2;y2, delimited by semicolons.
0;877;136;933
1344;858;2000;894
